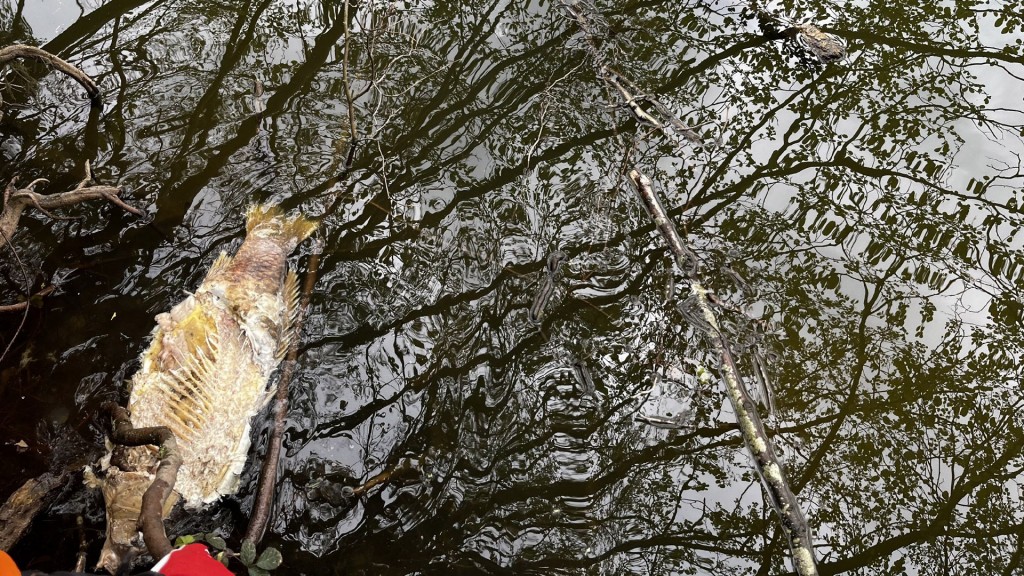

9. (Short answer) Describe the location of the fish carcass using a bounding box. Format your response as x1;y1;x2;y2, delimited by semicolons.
90;205;316;572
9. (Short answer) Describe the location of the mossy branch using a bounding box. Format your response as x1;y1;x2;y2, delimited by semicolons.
629;170;818;576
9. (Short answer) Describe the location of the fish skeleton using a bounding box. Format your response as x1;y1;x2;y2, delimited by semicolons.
90;205;316;572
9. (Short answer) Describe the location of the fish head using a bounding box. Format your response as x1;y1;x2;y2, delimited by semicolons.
94;468;151;574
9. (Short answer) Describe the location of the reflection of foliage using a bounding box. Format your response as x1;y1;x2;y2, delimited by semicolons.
3;0;1024;574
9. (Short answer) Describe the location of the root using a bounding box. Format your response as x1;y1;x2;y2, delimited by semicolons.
102;402;181;562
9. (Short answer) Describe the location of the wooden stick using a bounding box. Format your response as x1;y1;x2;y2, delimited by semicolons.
244;239;322;545
629;169;818;576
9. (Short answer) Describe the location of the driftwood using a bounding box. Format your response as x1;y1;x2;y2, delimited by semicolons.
102;402;181;562
0;470;69;551
0;162;143;250
0;44;102;105
629;170;818;576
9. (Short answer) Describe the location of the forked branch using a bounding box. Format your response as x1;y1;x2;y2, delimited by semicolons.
0;162;144;249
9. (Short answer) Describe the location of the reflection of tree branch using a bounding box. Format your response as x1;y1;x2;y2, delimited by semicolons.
342;0;358;142
843;30;1024;65
41;0;154;56
754;271;888;575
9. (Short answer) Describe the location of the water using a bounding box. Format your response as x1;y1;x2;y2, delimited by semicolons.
2;0;1024;574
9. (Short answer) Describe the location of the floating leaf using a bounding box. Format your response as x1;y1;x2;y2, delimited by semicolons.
241;539;257;566
205;534;227;551
256;547;283;570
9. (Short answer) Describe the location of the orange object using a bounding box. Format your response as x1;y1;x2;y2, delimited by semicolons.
0;550;19;576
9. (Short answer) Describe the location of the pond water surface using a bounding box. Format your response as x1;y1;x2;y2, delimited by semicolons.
2;1;1024;574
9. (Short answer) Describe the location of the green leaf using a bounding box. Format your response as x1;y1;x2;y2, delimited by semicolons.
255;547;283;570
205;534;227;551
248;567;269;576
241;539;257;566
173;534;196;547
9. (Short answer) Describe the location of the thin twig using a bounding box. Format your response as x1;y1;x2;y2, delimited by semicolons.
342;0;358;141
0;225;30;365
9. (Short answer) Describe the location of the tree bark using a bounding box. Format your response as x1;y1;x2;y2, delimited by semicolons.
0;471;69;551
0;44;101;105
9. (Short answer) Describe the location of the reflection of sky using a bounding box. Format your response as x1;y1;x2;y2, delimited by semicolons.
19;0;81;41
6;1;1023;574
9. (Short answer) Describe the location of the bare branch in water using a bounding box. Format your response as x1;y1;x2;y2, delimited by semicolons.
629;169;818;576
103;402;182;562
245;239;323;545
0;162;144;250
0;44;102;105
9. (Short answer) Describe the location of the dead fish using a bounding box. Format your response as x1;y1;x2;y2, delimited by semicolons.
90;205;316;572
794;24;846;63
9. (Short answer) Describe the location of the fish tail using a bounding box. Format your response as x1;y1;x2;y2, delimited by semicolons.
246;204;318;244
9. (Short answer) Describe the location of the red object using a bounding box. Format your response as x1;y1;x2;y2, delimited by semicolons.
153;543;234;576
0;551;19;576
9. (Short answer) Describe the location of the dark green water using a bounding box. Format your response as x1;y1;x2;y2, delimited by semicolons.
2;1;1024;574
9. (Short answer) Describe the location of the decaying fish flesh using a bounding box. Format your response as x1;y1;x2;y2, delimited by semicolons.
89;205;316;572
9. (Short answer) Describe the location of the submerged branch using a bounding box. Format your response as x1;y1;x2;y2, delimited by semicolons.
102;402;181;562
244;239;323;545
0;285;55;313
629;170;818;576
0;44;102;105
0;162;144;250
